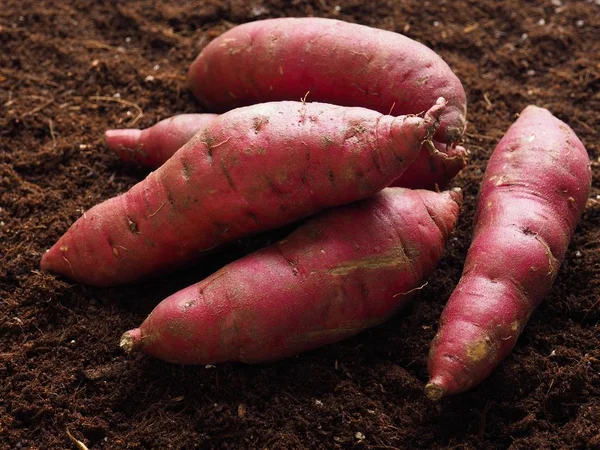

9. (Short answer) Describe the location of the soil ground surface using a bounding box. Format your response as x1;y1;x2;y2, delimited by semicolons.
1;1;599;449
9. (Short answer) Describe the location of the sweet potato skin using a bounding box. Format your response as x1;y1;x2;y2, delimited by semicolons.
106;114;467;190
41;100;445;286
390;142;468;190
121;188;462;365
105;114;217;167
426;106;592;400
188;17;467;144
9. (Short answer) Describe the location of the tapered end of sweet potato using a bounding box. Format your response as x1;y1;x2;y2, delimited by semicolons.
411;187;462;243
424;381;445;401
391;143;468;190
120;328;143;354
40;248;54;272
105;129;143;161
389;98;448;170
423;97;447;141
40;244;73;281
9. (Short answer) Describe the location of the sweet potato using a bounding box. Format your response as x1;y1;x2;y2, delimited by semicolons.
188;17;467;145
41;99;446;286
105;114;467;190
396;142;467;190
105;114;217;167
425;106;592;401
120;187;462;365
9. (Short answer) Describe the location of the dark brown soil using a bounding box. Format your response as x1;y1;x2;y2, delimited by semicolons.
1;1;599;449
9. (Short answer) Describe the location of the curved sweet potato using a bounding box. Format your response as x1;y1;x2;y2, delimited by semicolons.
426;106;591;401
41;99;445;286
188;17;467;145
120;187;462;365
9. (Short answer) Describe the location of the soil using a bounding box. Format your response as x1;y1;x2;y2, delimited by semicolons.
1;1;599;449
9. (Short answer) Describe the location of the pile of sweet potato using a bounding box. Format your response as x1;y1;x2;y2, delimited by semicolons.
41;18;592;400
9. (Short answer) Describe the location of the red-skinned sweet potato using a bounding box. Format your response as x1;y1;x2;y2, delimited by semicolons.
106;114;467;190
105;114;217;167
425;106;592;401
396;141;467;190
120;187;462;365
188;17;467;145
41;99;446;286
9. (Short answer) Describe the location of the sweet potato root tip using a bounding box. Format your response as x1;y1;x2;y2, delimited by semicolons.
120;329;142;353
105;114;218;167
423;97;447;136
390;143;468;190
424;382;444;402
105;129;142;151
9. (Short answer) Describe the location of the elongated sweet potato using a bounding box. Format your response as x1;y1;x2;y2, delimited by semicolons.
105;114;467;190
41;99;446;286
426;106;591;401
120;187;462;364
188;17;467;145
105;114;217;167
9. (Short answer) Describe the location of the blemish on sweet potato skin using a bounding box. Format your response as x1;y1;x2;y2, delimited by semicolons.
466;335;497;363
327;250;410;277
